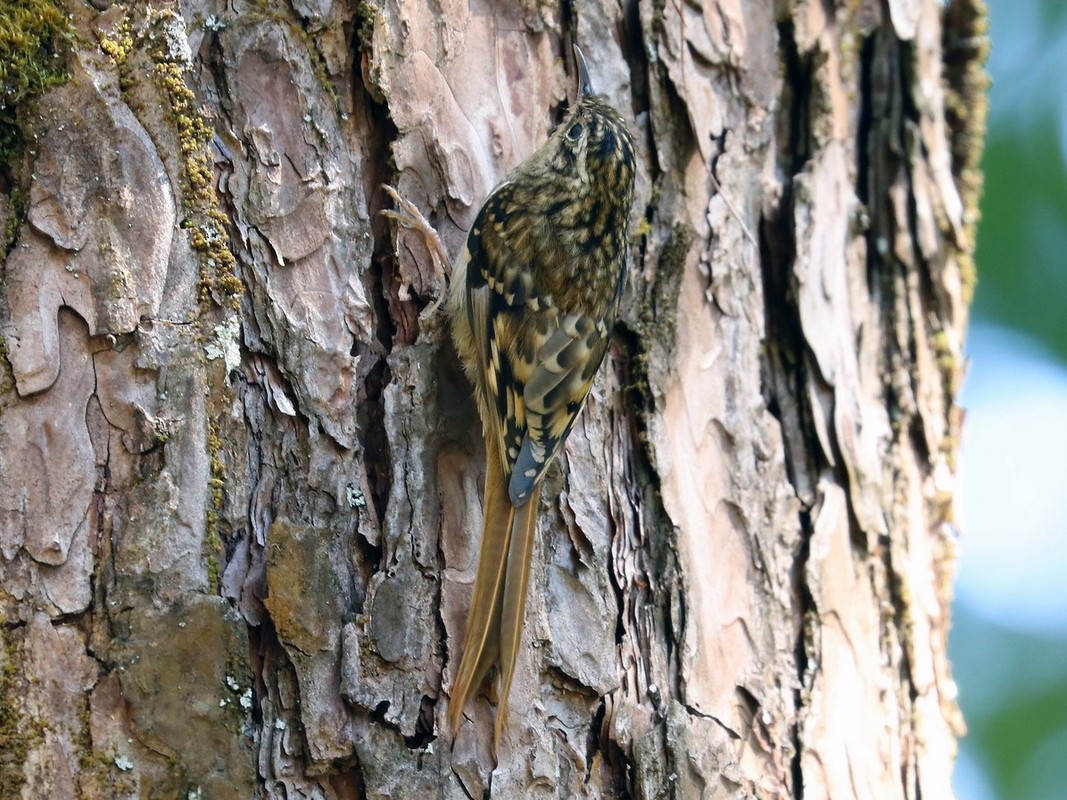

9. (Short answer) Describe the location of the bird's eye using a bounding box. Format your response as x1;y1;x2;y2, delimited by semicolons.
567;123;584;140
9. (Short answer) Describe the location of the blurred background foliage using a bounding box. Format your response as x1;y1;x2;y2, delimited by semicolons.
952;1;1067;798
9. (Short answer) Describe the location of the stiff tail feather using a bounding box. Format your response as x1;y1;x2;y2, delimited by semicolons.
448;441;542;746
494;481;541;746
448;441;514;731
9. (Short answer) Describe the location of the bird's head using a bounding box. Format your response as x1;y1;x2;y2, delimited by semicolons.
541;45;636;193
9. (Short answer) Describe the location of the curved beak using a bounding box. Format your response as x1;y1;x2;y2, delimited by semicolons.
573;44;594;97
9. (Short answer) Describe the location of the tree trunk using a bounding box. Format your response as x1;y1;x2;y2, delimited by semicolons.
0;0;985;797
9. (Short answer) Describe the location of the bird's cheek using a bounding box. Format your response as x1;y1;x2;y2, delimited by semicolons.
574;151;589;184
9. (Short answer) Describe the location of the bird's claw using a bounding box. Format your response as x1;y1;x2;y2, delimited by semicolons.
381;184;452;313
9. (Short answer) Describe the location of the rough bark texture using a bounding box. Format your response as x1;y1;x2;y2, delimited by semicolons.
0;0;986;797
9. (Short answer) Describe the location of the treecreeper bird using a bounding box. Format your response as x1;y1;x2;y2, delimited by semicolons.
447;45;636;744
383;45;636;746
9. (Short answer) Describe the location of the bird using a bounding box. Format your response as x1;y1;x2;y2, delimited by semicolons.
445;43;636;745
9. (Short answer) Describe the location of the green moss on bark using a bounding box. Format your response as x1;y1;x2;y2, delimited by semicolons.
0;0;72;162
0;629;40;797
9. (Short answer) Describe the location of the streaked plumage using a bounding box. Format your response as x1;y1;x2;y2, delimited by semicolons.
448;45;636;745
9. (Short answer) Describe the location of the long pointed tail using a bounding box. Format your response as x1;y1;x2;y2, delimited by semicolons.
448;442;515;731
494;481;542;746
448;442;542;744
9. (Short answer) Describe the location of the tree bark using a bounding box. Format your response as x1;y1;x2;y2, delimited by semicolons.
0;0;986;797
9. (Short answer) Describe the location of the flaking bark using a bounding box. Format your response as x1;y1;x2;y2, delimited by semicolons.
0;0;984;797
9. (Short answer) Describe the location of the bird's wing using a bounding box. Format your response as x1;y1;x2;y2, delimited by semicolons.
465;187;611;505
507;311;609;505
463;187;536;484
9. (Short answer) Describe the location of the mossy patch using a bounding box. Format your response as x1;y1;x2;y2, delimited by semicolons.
98;10;242;312
0;629;40;797
943;0;990;302
0;333;14;403
642;221;693;334
244;2;343;114
96;9;240;592
204;424;225;592
354;1;386;102
0;0;73;163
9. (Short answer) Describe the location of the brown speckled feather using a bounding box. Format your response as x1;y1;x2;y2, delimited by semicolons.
448;45;635;746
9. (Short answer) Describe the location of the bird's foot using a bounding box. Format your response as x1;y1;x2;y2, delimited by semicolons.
381;184;451;314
